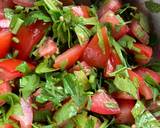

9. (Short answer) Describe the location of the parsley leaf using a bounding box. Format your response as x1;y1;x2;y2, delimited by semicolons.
20;74;40;99
132;100;160;128
113;75;138;99
24;10;51;25
63;73;88;106
53;100;78;125
36;73;67;107
16;61;31;74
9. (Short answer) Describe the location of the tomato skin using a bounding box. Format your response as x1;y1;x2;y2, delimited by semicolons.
100;11;129;40
60;0;73;5
12;21;49;60
0;30;13;58
133;43;152;65
0;0;15;10
104;49;121;77
0;59;35;81
0;82;12;106
134;67;160;84
128;69;153;100
53;44;87;69
38;38;57;58
72;6;90;18
98;0;122;18
112;92;136;100
12;0;34;7
115;99;135;124
90;90;120;115
82;27;111;68
130;20;149;45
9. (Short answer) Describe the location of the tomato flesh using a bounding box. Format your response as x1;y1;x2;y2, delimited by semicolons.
38;38;57;57
0;59;35;81
90;90;120;115
130;20;149;45
104;49;121;77
0;30;13;58
0;82;12;106
133;43;152;65
54;44;87;69
115;99;135;124
100;11;129;40
82;27;111;68
12;21;49;60
98;0;122;18
128;69;153;100
72;6;90;18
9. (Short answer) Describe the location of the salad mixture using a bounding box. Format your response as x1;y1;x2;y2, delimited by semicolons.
0;0;160;128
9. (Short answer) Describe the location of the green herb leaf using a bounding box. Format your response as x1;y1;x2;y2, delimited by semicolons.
132;100;160;128
4;8;15;20
20;74;40;99
35;59;57;74
36;73;66;107
0;93;19;105
10;16;24;34
118;35;139;51
113;75;138;99
109;36;127;66
16;61;31;74
145;0;160;13
63;73;88;106
53;100;78;125
74;24;91;45
24;10;51;25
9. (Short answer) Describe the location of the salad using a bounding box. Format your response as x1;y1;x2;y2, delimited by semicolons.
0;0;160;128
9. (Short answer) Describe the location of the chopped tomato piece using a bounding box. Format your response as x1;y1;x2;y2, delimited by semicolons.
38;38;57;58
12;0;34;7
100;11;129;40
72;6;90;18
115;99;135;124
60;0;73;5
0;30;13;58
0;0;15;10
0;82;12;106
90;90;120;115
130;20;149;44
0;59;35;81
135;67;160;84
104;49;121;77
112;92;137;100
69;61;91;75
53;44;87;69
128;69;153;100
0;124;14;128
12;21;49;60
98;0;122;18
132;43;152;65
82;27;111;68
10;98;33;128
